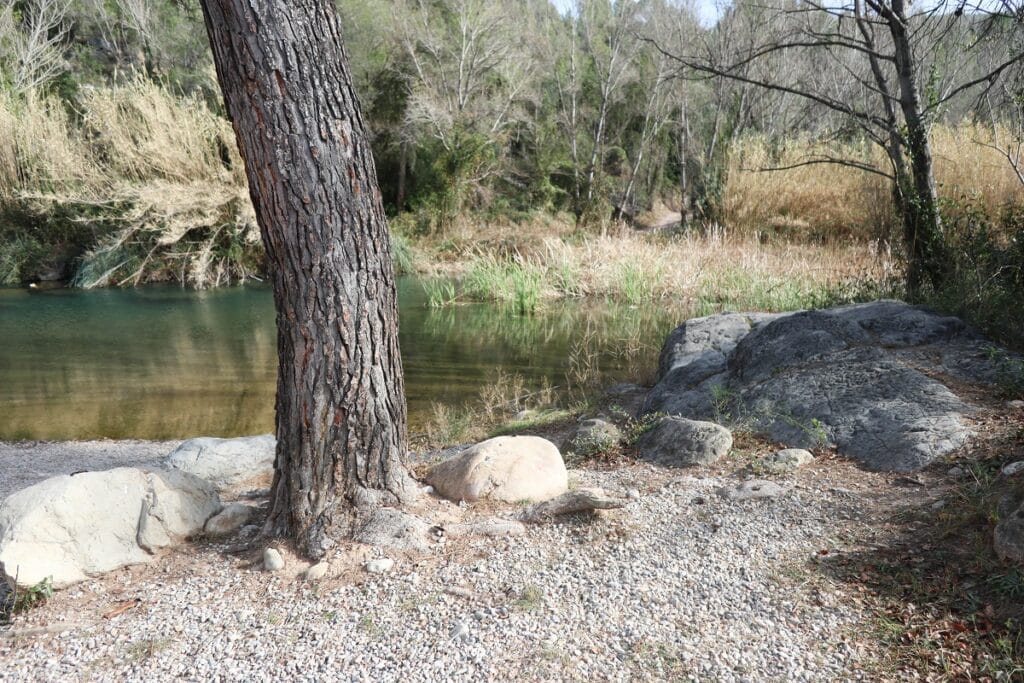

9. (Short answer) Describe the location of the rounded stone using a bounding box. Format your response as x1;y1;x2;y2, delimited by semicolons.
263;548;285;572
636;416;733;467
426;435;568;504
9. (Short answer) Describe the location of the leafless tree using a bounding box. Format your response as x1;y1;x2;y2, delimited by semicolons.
652;0;1024;291
0;0;69;94
393;0;539;219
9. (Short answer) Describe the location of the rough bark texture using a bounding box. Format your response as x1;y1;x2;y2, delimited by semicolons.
200;0;413;559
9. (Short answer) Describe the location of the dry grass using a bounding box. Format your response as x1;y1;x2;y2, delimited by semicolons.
424;226;898;311
0;78;258;287
723;125;1023;240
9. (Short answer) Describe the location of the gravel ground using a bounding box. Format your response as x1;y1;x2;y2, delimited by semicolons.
0;441;179;501
0;453;909;682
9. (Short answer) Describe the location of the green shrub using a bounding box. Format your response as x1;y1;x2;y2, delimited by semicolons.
920;197;1024;352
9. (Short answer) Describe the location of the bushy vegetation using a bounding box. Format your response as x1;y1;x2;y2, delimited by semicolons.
0;79;258;287
0;0;1021;352
921;198;1024;351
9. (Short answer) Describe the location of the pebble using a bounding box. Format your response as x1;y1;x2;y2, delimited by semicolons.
1002;461;1024;477
263;548;285;572
3;465;879;682
365;558;395;574
304;561;330;581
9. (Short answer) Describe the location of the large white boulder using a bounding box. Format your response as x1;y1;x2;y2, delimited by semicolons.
426;436;568;504
164;435;276;493
0;468;220;588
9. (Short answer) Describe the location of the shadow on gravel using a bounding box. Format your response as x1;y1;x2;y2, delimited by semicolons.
817;425;1024;679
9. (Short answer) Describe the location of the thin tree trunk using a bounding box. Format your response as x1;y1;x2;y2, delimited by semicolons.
887;0;948;292
396;139;408;212
200;0;414;559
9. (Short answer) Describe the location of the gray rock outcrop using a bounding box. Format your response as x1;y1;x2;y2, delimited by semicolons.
635;416;733;467
165;435;276;494
643;301;1011;471
563;419;622;457
0;468;220;588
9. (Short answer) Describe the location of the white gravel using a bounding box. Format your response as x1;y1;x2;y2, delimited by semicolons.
0;457;893;681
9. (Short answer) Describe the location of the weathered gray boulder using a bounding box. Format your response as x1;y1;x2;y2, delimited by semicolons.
995;488;1024;563
642;301;1011;471
758;448;815;474
0;468;220;588
165;435;275;494
426;436;568;504
563;419;621;456
635;416;733;467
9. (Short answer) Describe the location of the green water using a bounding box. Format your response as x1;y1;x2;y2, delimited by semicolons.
0;279;685;441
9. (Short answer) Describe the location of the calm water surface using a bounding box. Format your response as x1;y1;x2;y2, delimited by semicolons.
0;279;686;440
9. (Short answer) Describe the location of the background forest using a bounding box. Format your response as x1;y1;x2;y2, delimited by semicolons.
0;0;1022;344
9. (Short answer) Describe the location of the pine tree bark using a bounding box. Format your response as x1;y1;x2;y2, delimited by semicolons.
200;0;414;559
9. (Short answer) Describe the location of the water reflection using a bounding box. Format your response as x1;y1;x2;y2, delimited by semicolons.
0;280;688;440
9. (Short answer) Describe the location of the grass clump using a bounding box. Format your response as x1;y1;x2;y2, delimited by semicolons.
0;79;261;288
514;584;545;611
462;254;545;314
917;198;1024;354
419;371;567;450
423;278;457;307
2;576;53;622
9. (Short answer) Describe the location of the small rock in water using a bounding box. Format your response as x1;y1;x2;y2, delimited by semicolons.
263;548;285;572
304;561;330;581
1002;461;1024;477
365;558;394;574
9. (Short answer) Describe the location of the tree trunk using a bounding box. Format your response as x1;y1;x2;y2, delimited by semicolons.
888;0;948;293
200;0;414;559
396;138;408;212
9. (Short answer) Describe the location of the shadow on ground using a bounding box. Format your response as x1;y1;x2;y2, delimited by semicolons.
818;421;1024;679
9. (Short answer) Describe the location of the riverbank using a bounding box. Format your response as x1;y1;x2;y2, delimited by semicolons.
3;428;1021;680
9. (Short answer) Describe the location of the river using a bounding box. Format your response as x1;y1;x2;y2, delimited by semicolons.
0;279;685;441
